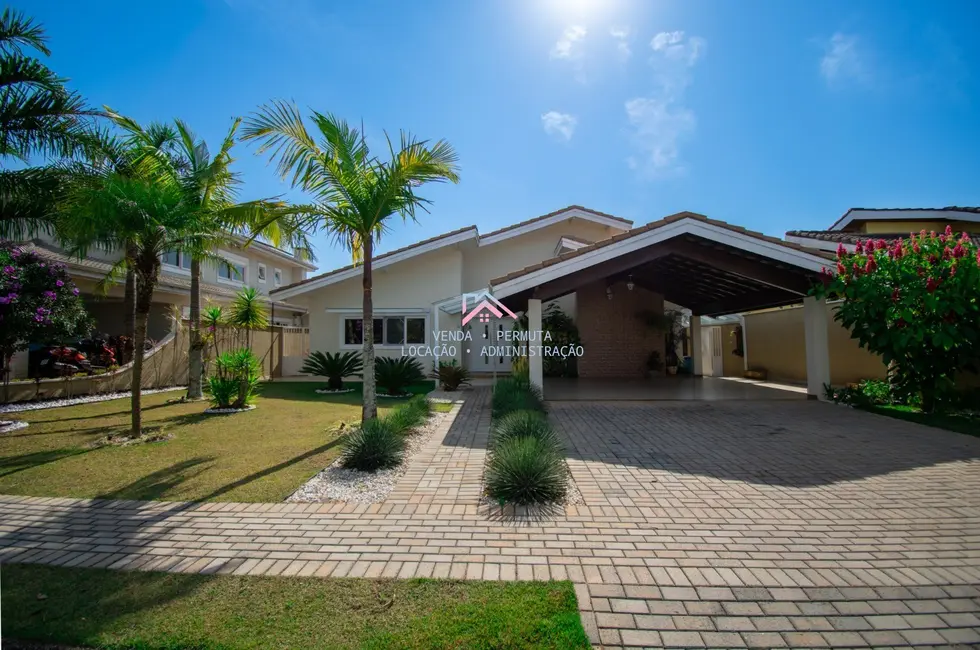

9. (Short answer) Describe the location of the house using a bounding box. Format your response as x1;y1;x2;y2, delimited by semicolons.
270;206;828;395
8;233;316;379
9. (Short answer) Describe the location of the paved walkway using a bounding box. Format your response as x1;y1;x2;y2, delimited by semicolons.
2;392;979;648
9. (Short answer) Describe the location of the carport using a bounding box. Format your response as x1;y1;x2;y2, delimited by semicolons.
489;212;836;399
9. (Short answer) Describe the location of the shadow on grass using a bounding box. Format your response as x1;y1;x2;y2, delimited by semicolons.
0;448;94;478
198;438;344;501
256;381;434;406
97;457;217;501
862;404;980;438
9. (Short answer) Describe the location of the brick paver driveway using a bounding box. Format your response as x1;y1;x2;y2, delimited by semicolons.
1;393;979;648
551;400;980;648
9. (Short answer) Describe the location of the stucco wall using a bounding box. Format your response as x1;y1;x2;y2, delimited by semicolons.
462;219;621;292
576;280;665;378
720;324;744;377
858;220;977;235
298;246;464;367
744;303;886;385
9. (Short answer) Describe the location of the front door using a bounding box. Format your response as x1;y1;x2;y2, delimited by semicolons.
466;320;513;373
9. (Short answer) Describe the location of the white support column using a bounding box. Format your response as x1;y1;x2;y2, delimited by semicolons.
690;314;703;377
527;298;544;396
803;296;831;400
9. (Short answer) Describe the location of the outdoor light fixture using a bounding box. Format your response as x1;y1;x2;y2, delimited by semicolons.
626;274;635;291
606;286;614;300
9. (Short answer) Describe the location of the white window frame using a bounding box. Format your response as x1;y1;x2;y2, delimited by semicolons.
273;267;283;287
338;312;428;349
161;250;192;276
216;250;249;286
257;263;267;284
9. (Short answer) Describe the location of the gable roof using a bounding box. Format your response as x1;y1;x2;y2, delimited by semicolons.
271;205;634;300
829;206;980;231
490;211;833;290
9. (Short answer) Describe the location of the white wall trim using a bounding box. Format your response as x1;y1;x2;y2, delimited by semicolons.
553;236;589;257
257;262;267;283
272;228;478;300
830;208;980;231
479;208;629;247
492;217;832;299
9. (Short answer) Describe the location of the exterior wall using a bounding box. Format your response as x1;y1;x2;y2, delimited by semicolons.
743;302;886;385
462;219;622;292
576;280;665;378
162;243;302;298
720;323;744;377
298;246;464;366
853;219;977;235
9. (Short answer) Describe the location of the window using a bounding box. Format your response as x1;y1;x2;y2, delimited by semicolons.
343;316;426;346
273;268;283;287
161;250;191;270
218;261;246;283
257;263;267;283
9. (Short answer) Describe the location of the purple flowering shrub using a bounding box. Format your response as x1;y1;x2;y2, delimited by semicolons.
0;241;92;374
813;225;980;412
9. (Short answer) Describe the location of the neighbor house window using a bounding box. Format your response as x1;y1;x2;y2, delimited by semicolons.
257;263;267;283
273;268;282;287
161;250;191;270
218;260;246;283
343;316;425;346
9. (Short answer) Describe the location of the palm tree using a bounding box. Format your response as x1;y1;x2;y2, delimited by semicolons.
163;119;313;400
58;166;206;436
0;9;95;238
242;102;459;420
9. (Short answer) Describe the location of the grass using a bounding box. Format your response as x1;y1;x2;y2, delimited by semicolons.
0;382;404;502
863;404;980;438
342;380;437;397
432;401;453;413
2;564;588;650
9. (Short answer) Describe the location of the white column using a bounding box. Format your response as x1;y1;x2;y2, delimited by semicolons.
803;296;831;400
690;314;703;377
528;298;544;395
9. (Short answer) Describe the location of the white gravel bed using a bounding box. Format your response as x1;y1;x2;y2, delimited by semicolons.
0;386;186;414
287;410;450;504
203;405;257;415
314;387;355;394
0;420;29;434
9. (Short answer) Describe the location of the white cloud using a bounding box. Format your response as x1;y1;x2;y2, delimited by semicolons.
541;111;578;142
610;27;631;61
625;31;705;176
551;25;587;59
820;32;867;85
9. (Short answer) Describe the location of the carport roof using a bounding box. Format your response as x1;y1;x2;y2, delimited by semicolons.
490;211;835;317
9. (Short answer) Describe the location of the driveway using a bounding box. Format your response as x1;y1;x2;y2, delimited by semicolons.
550;400;980;647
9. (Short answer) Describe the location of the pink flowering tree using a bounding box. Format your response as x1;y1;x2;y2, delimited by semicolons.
0;241;92;393
813;225;980;413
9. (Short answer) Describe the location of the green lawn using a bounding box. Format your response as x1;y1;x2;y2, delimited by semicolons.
864;404;980;438
0;382;403;502
2;564;588;650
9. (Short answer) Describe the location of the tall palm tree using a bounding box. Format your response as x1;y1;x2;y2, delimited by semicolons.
58;165;207;436
242;102;459;420
164;119;313;400
0;9;95;238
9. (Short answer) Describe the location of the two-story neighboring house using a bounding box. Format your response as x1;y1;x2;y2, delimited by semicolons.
12;234;316;376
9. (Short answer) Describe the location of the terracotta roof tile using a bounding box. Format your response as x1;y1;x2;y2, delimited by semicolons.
491;211;833;287
481;205;632;239
788;230;979;245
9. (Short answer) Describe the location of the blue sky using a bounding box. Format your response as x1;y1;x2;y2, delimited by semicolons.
26;0;980;270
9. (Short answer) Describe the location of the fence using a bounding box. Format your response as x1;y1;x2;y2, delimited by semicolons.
1;324;310;404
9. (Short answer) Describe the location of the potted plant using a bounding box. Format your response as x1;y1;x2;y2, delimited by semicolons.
637;309;685;376
645;351;663;378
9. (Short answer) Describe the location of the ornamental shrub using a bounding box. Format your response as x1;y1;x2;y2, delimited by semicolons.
490;409;561;449
437;359;470;391
375;356;425;396
209;348;261;409
383;396;431;434
491;377;545;419
813;226;980;412
0;241;91;380
485;436;568;505
302;350;363;391
341;418;405;471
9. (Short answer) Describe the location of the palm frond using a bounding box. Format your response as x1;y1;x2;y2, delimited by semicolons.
241;99;323;189
0;9;49;57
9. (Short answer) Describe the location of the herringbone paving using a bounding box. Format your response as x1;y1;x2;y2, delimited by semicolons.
1;390;979;648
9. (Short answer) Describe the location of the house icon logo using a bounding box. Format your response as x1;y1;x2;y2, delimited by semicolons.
461;291;518;326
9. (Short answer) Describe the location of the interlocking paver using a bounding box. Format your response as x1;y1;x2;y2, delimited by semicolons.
2;395;979;648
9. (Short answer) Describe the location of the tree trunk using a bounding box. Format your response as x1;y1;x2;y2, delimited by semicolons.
130;269;156;436
186;257;203;399
122;241;137;364
361;237;377;421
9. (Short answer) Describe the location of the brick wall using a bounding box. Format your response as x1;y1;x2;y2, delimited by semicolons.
576;280;666;378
